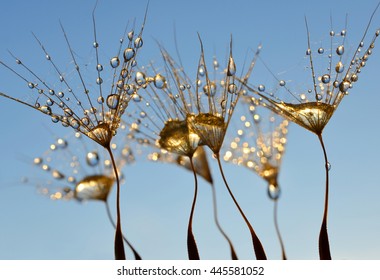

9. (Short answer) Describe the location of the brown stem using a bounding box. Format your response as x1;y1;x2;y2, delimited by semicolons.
105;200;141;260
273;200;287;260
106;146;126;260
188;157;200;260
210;182;238;260
317;134;332;260
216;154;267;260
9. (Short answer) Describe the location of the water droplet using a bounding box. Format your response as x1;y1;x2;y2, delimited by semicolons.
258;84;265;92
96;77;103;85
58;91;64;98
46;98;54;106
64;108;73;117
267;184;280;200
106;94;120;109
203;82;217;96
326;162;331;170
213;57;219;70
134;37;143;48
228;83;237;94
16;59;21;64
81;117;90;126
335;61;344;73
135;71;146;86
51;115;60;123
59;75;64;82
341;30;346;36
40;105;52;115
97;96;104;104
227;57;236;76
351;74;358;82
153;74;166;89
140;111;146;118
56;138;67;148
128;31;134;41
70;118;80;129
96;64;103;72
330;30;335;36
86;151;99;166
316;93;323;101
121;68;129;78
339;81;350;92
336;45;344;55
45;54;51;60
321;74;330;84
110;57;120;68
28;82;35;89
306;48;311;55
300;93;306;100
33;157;43;165
132;93;141;102
279;80;286;86
52;170;65;180
123;48;135;62
179;84;186;91
318;47;324;54
198;65;205;77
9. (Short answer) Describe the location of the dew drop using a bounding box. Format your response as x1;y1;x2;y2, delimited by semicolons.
70;118;80;129
326;162;331;170
306;48;311;55
228;83;237;94
64;108;73;117
351;74;358;82
52;170;65;180
134;37;143;48
127;31;134;41
321;74;330;84
56;138;67;149
28;82;35;89
96;77;103;85
46;98;54;106
81;117;90;126
86;151;99;166
58;91;64;98
341;30;346;36
33;157;43;165
110;57;120;68
153;74;166;89
132;93;141;102
267;184;281;200
45;54;51;60
97;96;104;104
227;57;236;76
93;42;99;48
96;64;103;72
335;61;344;73
51;115;60;123
203;82;217;96
318;47;324;54
279;80;286;86
121;68;129;79
198;65;205;77
258;84;265;92
106;94;120;109
330;30;335;36
316;93;323;101
179;84;186;91
123;48;135;62
300;93;306;100
336;45;344;55
339;81;350;92
49;89;55;95
40;105;52;115
135;71;146;86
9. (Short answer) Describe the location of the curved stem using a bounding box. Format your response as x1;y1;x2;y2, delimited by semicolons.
210;182;238;260
105;200;142;260
273;200;287;260
106;146;126;260
215;154;267;260
188;157;200;260
317;134;332;260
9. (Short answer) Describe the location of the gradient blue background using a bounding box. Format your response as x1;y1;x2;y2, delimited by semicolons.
0;0;379;260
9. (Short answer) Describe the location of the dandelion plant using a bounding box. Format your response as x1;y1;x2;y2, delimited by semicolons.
241;4;380;259
0;5;150;259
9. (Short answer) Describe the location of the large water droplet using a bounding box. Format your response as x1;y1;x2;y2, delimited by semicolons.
86;151;99;166
227;57;236;76
336;45;345;55
134;37;143;48
110;57;120;68
153;74;166;89
123;48;135;62
335;61;344;73
106;94;120;109
321;74;330;84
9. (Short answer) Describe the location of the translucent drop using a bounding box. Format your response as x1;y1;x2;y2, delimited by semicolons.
106;94;120;109
110;57;120;68
330;30;335;36
96;77;103;85
127;31;134;41
40;105;52;115
228;83;237;94
198;65;205;77
52;170;65;180
45;54;51;60
153;74;166;89
49;89;55;95
179;84;186;91
321;74;330;84
86;151;99;166
58;92;64;98
93;42;99;48
258;84;265;92
96;64;103;72
70;118;80;129
316;94;323;101
341;30;346;36
326;162;331;170
28;82;35;89
56;138;67;148
123;48;135;62
33;157;42;165
351;74;358;82
267;184;280;200
318;47;324;54
336;45;344;55
121;68;129;78
203;82;217;96
46;98;54;106
300;93;306;100
64;108;73;117
81;117;90;126
132;94;141;102
51;115;60;123
227;57;236;76
339;81;350;92
97;96;104;104
335;61;344;73
140;111;146;118
306;48;311;55
279;80;286;86
134;37;143;48
135;71;146;86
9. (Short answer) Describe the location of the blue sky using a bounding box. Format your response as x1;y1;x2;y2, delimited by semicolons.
0;0;380;260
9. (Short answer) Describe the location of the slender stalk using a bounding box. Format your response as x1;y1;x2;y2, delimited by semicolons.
210;182;238;260
106;146;126;260
215;154;267;260
188;157;200;260
273;200;287;260
317;134;332;260
105;200;142;260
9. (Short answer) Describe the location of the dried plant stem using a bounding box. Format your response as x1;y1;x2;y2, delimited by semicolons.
105;200;142;260
215;154;267;260
106;146;126;260
273;200;287;260
188;157;200;260
317;134;332;260
210;182;238;260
